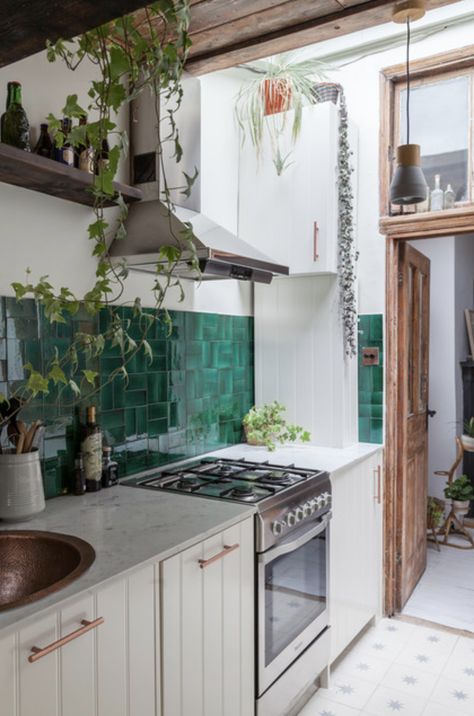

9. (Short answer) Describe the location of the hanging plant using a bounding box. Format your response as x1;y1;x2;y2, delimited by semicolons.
235;53;328;175
0;1;199;424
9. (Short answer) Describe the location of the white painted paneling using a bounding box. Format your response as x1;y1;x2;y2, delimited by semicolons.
255;276;358;448
18;612;59;716
60;594;96;716
128;564;156;716
330;450;384;661
161;517;255;716
0;630;16;715
96;579;127;716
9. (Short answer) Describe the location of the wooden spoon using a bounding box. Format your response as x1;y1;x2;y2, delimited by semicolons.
23;420;41;453
16;432;25;454
8;420;26;448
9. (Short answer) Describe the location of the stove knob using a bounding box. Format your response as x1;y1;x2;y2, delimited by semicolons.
315;496;324;510
272;521;284;536
322;492;330;507
303;501;313;518
295;506;304;522
286;511;297;527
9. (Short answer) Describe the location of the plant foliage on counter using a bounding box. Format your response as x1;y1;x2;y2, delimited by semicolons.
243;401;311;452
1;1;198;420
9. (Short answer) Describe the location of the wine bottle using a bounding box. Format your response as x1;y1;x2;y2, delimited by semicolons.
81;406;103;492
95;137;110;174
54;117;74;166
1;81;30;150
34;123;53;159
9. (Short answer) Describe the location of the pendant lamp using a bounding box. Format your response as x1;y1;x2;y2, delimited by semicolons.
389;0;428;206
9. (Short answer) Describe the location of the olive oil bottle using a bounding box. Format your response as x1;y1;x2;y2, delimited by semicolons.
81;406;103;492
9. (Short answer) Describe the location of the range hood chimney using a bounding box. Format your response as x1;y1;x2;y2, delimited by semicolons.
109;75;289;284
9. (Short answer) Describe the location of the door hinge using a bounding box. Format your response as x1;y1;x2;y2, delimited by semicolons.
398;271;403;286
395;551;402;565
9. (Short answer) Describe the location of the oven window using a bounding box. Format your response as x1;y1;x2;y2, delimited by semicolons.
264;532;326;666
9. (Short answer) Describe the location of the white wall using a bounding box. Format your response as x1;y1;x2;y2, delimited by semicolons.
0;50;252;315
412;235;474;500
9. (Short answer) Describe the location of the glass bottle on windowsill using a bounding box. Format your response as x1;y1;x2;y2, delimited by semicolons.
444;184;455;210
430;174;444;211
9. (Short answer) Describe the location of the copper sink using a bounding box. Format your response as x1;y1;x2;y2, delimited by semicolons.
0;531;95;611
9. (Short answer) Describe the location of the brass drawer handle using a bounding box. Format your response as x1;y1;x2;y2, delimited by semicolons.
313;221;320;261
198;543;239;569
28;617;104;663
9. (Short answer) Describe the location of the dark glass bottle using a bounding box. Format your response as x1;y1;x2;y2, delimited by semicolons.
54;117;74;165
101;446;119;487
81;406;103;492
73;453;86;495
77;115;94;174
95;137;110;174
34;123;53;159
1;81;30;150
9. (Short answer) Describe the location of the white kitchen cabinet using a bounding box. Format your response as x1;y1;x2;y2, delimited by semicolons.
161;516;254;716
330;449;384;662
239;102;357;276
0;562;158;716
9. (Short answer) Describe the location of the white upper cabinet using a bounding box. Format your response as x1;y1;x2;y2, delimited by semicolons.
238;102;349;275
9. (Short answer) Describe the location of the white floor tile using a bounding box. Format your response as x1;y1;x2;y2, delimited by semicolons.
363;685;426;715
421;701;472;716
380;662;438;700
321;675;377;710
395;641;451;675
332;649;392;684
429;675;474;712
442;644;474;684
405;625;457;655
350;627;405;661
451;635;474;660
298;691;362;716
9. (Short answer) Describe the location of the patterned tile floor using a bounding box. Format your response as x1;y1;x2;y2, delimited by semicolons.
299;618;474;716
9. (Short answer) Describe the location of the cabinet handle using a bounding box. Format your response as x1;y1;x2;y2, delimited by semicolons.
198;543;239;569
373;465;382;505
313;221;320;261
28;617;104;663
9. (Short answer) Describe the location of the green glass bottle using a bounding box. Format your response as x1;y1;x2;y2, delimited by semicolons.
1;81;30;150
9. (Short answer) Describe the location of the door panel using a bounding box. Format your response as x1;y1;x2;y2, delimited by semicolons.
397;243;430;609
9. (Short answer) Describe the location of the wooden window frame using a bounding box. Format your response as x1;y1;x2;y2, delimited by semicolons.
379;44;474;240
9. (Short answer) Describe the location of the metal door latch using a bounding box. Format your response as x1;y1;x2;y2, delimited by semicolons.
362;347;380;366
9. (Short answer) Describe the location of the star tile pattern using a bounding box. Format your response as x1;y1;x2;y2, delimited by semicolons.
298;619;474;716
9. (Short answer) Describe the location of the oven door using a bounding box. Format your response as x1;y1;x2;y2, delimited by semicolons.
258;512;330;695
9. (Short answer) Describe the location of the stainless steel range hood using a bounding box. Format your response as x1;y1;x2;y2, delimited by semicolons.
109;76;289;284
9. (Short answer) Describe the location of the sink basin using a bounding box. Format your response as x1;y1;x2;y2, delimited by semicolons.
0;531;95;611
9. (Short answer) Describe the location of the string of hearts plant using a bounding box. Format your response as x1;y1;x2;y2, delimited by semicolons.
0;1;198;425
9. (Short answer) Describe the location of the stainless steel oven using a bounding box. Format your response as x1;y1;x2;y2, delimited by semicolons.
258;512;330;695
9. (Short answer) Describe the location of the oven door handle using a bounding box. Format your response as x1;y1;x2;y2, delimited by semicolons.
260;513;331;565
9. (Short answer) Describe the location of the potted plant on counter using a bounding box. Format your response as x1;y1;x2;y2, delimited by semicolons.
461;417;474;452
243;401;310;452
444;474;474;516
235;53;328;175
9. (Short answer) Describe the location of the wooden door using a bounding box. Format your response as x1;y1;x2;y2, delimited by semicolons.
396;243;430;609
161;518;254;716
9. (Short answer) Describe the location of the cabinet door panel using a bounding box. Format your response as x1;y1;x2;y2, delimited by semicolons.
128;564;156;716
202;532;224;716
182;542;204;716
0;631;16;715
161;553;183;716
96;579;127;716
18;613;59;716
60;594;95;716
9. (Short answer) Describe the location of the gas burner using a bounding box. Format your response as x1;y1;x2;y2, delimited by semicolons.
197;461;244;477
256;470;301;486
223;485;259;501
175;476;201;491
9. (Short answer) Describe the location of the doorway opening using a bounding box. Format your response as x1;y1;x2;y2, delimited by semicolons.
385;233;474;632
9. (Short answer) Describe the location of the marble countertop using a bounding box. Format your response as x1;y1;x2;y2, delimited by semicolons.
0;441;381;633
0;483;255;633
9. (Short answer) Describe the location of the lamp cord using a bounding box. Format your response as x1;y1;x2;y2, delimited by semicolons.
406;16;411;145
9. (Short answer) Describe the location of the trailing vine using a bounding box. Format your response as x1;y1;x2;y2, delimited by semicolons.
336;87;358;358
1;1;199;421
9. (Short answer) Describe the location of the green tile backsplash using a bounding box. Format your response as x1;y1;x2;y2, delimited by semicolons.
0;297;254;498
358;314;384;444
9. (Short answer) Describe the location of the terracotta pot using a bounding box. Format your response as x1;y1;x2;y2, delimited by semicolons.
452;499;470;515
263;78;291;116
461;434;474;452
243;425;268;446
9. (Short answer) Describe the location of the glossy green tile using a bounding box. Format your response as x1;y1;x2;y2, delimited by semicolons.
148;402;168;421
125;408;136;436
124;390;147;408
211;342;233;369
370;418;383;443
148;418;168;437
101;410;125;430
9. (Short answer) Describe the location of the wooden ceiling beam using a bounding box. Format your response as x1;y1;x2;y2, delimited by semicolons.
184;0;459;75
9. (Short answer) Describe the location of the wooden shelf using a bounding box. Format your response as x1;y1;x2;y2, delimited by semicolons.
0;143;142;207
379;205;474;239
0;1;149;69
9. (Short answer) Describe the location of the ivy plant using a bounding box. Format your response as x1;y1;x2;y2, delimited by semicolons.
0;1;199;425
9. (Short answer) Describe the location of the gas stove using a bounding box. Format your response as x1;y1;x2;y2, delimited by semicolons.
123;456;331;552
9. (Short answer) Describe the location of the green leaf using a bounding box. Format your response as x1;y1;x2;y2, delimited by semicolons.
0;393;8;405
142;340;153;365
83;369;98;386
48;364;67;386
109;46;130;80
25;367;50;397
68;379;81;397
62;94;86;118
